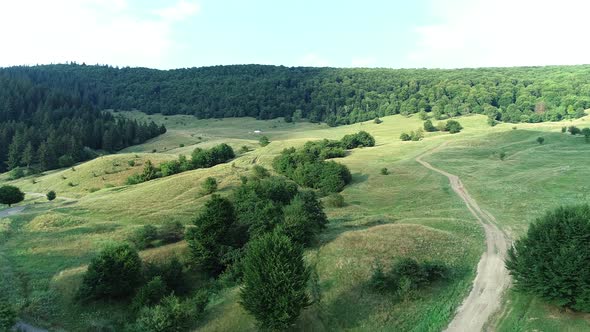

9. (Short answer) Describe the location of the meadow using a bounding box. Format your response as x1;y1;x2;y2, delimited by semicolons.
1;111;590;330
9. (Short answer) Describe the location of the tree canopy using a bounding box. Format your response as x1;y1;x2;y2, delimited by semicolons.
3;63;589;130
240;231;310;330
0;185;24;207
506;205;590;312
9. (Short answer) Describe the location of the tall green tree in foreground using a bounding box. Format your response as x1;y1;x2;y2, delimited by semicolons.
0;185;24;207
78;243;142;301
506;205;590;312
186;195;238;274
281;190;328;246
240;231;311;330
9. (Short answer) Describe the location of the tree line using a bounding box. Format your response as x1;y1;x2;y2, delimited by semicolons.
0;71;165;173
3;63;590;127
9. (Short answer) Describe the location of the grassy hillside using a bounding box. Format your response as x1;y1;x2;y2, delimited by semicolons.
424;119;590;331
2;111;590;330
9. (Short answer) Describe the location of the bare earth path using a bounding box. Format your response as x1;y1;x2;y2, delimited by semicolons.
416;145;511;332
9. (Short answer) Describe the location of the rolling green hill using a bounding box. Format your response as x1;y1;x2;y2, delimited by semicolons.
2;111;590;331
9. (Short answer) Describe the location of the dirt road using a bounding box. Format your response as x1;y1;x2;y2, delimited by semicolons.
0;206;25;218
416;145;511;332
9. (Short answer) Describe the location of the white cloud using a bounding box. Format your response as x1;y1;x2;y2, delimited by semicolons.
154;0;201;22
406;0;590;68
297;53;330;67
0;0;200;69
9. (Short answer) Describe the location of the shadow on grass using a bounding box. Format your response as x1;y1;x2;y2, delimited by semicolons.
318;263;474;331
350;172;369;185
316;215;397;248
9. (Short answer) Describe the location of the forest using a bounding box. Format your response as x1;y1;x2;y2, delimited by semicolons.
2;63;590;128
0;71;165;173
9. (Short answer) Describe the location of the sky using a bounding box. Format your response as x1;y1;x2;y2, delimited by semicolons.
0;0;589;69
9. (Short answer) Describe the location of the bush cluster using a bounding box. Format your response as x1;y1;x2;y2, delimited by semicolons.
369;258;448;297
400;128;424;141
272;132;373;194
128;221;185;249
187;174;328;276
126;144;234;185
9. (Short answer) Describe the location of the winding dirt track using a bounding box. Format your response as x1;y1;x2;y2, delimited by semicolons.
416;145;511;332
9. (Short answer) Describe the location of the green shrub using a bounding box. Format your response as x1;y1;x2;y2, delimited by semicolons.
273;146;352;194
400;133;411;141
341;131;375;149
201;177;218;195
240;232;310;330
158;221;185;244
568;126;581;135
46;190;56;201
130;294;203;332
368;258;449;296
144;257;190;296
78;243;142;301
369;261;389;292
324;193;345;208
58;154;75;168
281;190;328;246
251;165;270;179
132;276;168;311
411;128;424;141
126;174;143;185
506;205;590;312
130;225;159;249
499;151;506;161
380;168;389;175
561;126;567;133
128;160;136;167
445;120;463;133
259;135;270;147
423;120;437;132
374;117;382;124
8;167;25;180
536;137;545;145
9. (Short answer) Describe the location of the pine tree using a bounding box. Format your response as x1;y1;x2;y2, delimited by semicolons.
240;231;311;330
186;195;237;274
21;142;34;168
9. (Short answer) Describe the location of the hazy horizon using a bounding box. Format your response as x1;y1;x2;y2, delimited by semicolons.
2;0;589;70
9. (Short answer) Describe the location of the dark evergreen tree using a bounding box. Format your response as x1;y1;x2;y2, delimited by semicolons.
186;195;238;274
240;231;311;330
506;205;590;312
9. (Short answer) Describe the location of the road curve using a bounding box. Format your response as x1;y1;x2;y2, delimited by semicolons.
416;145;511;332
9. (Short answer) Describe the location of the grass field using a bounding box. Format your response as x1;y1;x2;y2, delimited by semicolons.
2;111;590;331
425;118;590;331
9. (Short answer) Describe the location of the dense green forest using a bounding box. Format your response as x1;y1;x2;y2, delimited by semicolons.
0;71;165;173
2;63;590;127
3;63;590;173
